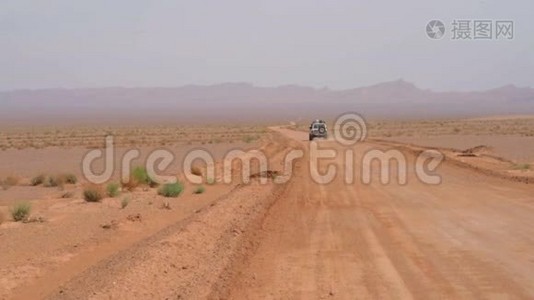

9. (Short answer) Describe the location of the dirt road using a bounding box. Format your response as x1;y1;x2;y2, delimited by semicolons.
18;128;534;299
227;128;534;299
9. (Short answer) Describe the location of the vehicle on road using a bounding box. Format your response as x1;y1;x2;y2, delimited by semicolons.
309;119;328;141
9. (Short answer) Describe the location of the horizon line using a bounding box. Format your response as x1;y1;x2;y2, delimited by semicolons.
1;80;532;94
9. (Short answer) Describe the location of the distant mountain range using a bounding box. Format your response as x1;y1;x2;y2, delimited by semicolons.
1;80;534;125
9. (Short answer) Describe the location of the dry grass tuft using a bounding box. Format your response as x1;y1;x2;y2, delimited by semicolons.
43;175;64;188
83;185;104;202
11;202;31;222
30;174;46;186
62;174;78;184
106;183;120;197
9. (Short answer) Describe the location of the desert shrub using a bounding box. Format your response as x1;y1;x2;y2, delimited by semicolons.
190;166;202;176
11;202;31;222
131;166;158;187
193;185;205;194
206;177;216;185
121;196;130;209
63;174;78;184
106;183;120;197
43;175;64;188
158;182;184;198
30;174;46;186
83;185;104;202
513;163;531;171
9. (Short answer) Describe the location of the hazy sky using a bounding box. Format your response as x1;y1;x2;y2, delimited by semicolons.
2;0;533;91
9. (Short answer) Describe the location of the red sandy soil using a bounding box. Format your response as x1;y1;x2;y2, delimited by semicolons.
227;129;534;299
1;128;534;299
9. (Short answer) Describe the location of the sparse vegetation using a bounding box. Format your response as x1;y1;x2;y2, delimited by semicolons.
106;182;120;197
30;174;46;186
0;125;267;149
158;182;184;198
43;175;64;188
512;163;531;171
121;196;130;209
193;185;205;194
83;185;104;202
63;173;78;184
131;166;158;188
206;177;216;185
11;202;31;222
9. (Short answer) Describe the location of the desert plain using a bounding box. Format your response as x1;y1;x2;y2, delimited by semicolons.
0;115;533;299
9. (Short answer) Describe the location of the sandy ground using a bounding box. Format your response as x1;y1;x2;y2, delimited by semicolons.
1;125;534;299
0;142;254;179
0;135;268;299
379;135;534;163
228;128;534;299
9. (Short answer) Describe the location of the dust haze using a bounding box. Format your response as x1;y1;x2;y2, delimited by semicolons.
2;1;534;299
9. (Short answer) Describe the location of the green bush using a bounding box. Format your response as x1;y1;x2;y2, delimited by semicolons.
83;185;104;202
131;166;158;187
11;202;31;222
30;174;46;186
193;185;205;194
158;182;184;198
106;183;120;197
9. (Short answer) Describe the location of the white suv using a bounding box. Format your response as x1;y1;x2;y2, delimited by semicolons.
309;120;328;141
